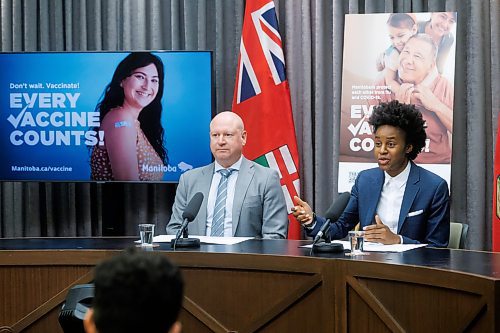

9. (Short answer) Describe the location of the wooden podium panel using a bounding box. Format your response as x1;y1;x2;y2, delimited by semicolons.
0;238;499;333
0;249;112;333
172;253;334;332
0;265;94;333
340;261;497;332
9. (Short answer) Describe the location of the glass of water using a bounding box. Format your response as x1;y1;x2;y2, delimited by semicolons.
348;230;366;255
138;224;155;247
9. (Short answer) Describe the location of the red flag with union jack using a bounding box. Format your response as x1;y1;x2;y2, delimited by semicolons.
232;0;301;239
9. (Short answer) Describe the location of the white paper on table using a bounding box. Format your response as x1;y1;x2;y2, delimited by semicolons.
301;240;427;252
143;234;254;245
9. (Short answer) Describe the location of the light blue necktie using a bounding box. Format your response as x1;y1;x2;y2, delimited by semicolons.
211;169;233;237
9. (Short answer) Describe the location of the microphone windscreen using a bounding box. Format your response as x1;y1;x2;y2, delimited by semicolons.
182;192;204;222
324;192;351;221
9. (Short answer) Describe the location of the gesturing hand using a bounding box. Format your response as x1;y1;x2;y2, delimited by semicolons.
363;215;401;244
291;196;314;226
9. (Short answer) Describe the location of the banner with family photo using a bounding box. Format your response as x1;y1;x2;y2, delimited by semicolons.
339;12;457;192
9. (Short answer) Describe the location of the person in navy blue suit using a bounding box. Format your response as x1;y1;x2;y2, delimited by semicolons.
293;100;450;247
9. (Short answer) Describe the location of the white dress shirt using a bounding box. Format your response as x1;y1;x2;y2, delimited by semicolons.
205;156;242;236
376;161;411;243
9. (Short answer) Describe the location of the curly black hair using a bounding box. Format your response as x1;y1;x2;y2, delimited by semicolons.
368;100;427;160
92;247;183;333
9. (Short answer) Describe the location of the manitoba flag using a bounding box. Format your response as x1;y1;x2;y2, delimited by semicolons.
232;0;301;239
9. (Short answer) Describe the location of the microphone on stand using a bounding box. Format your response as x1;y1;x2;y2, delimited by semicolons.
313;218;332;245
172;192;204;249
312;192;351;253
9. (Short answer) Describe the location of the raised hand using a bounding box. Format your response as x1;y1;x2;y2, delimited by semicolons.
291;196;314;226
363;215;401;244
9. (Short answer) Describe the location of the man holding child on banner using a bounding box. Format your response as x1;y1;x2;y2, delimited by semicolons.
376;33;454;164
339;12;456;187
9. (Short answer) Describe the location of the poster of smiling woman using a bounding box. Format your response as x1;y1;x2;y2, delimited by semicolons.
0;51;212;182
338;12;457;192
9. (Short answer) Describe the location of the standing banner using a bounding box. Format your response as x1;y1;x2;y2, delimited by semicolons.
493;117;500;251
232;0;301;239
339;13;457;192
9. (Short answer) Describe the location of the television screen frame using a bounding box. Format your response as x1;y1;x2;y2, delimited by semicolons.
0;50;214;183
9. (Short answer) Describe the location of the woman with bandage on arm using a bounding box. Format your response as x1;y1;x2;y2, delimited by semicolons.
90;52;168;181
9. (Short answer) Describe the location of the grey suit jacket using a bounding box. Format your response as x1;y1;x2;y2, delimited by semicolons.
166;157;288;239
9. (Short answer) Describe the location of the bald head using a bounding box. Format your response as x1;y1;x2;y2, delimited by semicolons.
210;111;247;168
210;111;245;131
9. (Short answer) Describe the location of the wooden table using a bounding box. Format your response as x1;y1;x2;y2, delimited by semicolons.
0;237;499;333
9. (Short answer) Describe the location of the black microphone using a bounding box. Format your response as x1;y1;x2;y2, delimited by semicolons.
172;192;204;249
313;219;332;245
311;192;351;253
181;192;204;222
313;192;351;244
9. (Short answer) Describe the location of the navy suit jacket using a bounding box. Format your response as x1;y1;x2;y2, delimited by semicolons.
309;162;450;247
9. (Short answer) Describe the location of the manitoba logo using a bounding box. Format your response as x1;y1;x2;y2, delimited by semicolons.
254;145;299;213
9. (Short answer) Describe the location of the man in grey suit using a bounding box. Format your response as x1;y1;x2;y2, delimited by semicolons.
167;111;288;239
